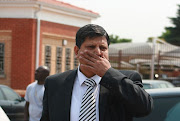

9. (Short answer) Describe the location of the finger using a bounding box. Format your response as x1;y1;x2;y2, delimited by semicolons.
79;55;95;67
80;51;97;63
85;50;102;60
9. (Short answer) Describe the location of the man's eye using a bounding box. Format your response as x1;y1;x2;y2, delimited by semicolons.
88;46;95;49
100;46;107;51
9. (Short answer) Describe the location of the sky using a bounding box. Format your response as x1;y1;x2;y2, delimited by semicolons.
60;0;180;43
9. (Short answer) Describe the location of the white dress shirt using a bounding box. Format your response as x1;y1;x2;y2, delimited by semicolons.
70;66;101;121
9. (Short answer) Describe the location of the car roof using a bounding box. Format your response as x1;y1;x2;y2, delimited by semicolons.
142;79;172;84
146;87;180;98
0;85;9;88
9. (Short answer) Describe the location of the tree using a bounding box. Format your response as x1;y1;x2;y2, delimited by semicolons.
147;37;154;42
159;5;180;46
109;34;132;43
147;37;166;44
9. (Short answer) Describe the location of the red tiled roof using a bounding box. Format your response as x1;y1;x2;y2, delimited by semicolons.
37;0;99;15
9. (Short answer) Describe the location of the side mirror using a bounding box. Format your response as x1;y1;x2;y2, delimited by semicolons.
21;97;25;101
15;97;25;102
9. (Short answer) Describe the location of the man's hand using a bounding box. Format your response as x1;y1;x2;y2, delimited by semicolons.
78;50;111;77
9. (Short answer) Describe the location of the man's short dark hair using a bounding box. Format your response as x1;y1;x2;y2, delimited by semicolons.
76;24;110;48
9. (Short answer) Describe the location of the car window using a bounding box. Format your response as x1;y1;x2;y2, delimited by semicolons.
154;84;161;88
1;87;20;101
142;80;175;89
166;83;174;88
134;96;180;121
159;83;168;88
143;84;152;89
0;90;5;100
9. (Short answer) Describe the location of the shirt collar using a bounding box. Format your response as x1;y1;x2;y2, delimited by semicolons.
77;66;101;86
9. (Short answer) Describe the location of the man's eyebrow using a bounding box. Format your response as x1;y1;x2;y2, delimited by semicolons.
86;44;95;46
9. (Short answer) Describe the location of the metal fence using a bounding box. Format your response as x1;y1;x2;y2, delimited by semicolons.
109;41;180;86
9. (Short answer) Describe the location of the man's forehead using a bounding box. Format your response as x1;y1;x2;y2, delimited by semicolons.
36;67;44;71
85;36;107;42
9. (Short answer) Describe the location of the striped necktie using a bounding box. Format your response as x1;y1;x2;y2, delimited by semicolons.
79;79;96;121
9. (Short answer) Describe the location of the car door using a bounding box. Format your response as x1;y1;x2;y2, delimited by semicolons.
0;86;25;121
134;95;180;121
0;87;12;116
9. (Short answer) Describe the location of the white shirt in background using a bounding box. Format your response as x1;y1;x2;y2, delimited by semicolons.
24;81;44;121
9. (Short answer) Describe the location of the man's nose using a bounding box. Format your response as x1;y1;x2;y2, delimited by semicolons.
94;47;101;55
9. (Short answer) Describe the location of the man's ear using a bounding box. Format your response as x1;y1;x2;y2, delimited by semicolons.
74;46;79;56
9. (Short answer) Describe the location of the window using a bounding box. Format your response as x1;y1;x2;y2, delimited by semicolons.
1;86;20;101
0;89;5;100
65;48;71;71
45;45;51;70
56;47;62;73
0;43;4;75
74;52;79;69
143;84;152;89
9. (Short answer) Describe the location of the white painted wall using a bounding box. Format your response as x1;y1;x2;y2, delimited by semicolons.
0;7;35;18
0;0;99;27
40;9;91;27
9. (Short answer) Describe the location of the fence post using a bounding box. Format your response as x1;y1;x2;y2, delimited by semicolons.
150;38;156;80
157;50;161;79
118;50;122;70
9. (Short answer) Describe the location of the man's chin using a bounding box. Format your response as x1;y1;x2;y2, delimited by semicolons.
80;68;96;78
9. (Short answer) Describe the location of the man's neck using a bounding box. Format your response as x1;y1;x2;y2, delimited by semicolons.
37;81;44;85
79;66;95;78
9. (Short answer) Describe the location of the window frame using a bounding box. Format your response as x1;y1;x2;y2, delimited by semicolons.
65;48;71;71
56;46;63;73
0;43;5;76
45;45;51;70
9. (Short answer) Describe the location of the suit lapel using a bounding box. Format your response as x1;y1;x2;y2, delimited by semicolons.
62;69;110;121
99;85;109;121
64;69;77;121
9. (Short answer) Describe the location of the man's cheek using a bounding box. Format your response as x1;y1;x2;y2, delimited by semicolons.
78;56;85;64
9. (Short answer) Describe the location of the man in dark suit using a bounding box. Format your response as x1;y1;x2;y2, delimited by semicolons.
40;24;153;121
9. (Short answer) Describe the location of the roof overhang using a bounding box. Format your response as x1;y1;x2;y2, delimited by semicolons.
0;0;100;27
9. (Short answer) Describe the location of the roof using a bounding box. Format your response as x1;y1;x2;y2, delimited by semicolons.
0;0;100;18
142;79;172;84
146;87;180;98
109;42;179;55
37;0;99;15
0;0;99;16
163;48;180;57
0;0;100;26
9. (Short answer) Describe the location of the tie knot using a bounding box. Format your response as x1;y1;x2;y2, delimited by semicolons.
84;79;96;87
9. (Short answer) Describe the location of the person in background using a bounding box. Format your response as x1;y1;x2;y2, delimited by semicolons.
24;66;50;121
40;24;153;121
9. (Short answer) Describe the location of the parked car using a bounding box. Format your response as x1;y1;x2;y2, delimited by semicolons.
162;76;180;87
0;85;25;121
134;88;180;121
142;80;175;89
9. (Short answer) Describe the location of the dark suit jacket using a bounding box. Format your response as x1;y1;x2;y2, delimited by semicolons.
40;68;153;121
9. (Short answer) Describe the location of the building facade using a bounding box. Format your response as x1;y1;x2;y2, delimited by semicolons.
0;0;99;92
